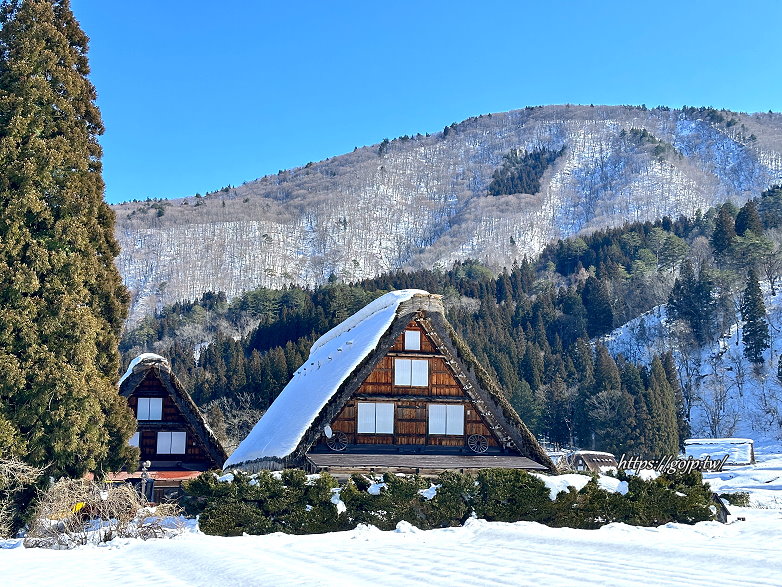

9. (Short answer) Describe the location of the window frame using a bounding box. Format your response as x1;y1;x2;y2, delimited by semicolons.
404;330;421;351
393;358;429;387
136;397;163;421
156;431;186;454
356;402;395;434
427;404;465;436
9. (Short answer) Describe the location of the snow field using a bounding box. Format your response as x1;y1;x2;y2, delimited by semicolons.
2;511;781;586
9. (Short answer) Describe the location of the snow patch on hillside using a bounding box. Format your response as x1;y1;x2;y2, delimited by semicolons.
605;287;782;443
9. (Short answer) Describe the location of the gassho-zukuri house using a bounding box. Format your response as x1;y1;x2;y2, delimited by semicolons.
225;290;556;476
114;353;228;501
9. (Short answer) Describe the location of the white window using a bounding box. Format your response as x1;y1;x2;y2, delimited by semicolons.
128;432;140;447
394;358;429;387
137;397;163;420
357;402;394;434
156;431;186;454
428;404;465;435
404;330;421;351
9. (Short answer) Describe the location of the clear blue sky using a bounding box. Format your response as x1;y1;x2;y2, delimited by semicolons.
70;0;782;204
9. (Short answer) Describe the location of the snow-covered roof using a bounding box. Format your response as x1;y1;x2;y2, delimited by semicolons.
684;438;755;465
572;451;616;457
684;438;754;445
225;290;428;468
118;352;169;387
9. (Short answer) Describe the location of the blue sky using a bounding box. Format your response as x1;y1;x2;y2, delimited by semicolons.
70;1;782;204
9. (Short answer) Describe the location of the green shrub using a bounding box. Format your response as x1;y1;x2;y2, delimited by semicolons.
553;478;631;529
426;471;476;528
185;470;348;536
186;468;716;537
617;470;713;526
199;498;274;536
719;492;750;507
473;469;553;523
338;475;386;528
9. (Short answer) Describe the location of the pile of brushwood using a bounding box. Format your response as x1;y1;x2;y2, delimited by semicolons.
22;479;182;549
184;468;715;537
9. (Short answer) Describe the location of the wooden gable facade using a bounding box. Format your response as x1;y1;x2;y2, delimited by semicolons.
318;320;507;453
226;291;556;475
119;355;227;473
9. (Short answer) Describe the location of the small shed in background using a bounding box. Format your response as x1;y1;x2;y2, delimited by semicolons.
557;450;618;474
684;438;755;466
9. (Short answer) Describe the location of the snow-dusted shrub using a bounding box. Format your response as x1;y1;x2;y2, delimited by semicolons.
473;469;554;524
23;478;182;549
338;473;431;531
187;469;348;536
0;458;43;538
424;471;476;528
719;491;750;507
618;471;713;525
188;468;716;537
551;478;630;529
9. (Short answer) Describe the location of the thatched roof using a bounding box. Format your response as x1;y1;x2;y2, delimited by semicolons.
225;290;556;473
119;354;227;468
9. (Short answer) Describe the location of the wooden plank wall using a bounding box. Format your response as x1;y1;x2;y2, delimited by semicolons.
328;321;498;448
129;371;209;462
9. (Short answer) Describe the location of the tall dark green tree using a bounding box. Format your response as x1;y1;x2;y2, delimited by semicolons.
0;0;135;476
662;352;689;448
667;260;716;345
735;200;763;236
644;357;679;456
581;276;614;337
741;268;770;364
711;204;736;255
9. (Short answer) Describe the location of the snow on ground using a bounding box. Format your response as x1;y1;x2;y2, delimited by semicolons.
3;451;782;586
1;509;781;586
703;440;782;508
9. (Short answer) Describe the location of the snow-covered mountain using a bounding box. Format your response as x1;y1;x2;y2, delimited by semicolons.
113;105;782;323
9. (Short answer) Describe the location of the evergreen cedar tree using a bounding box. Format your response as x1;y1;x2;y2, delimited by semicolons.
735;200;763;237
667;260;716;346
741;268;770;364
711;204;737;255
0;0;135;476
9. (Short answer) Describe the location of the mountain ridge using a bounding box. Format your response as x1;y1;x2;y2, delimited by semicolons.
113;104;782;323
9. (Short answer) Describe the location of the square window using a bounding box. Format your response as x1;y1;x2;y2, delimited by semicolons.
394;359;411;386
428;404;464;435
446;404;465;435
137;397;163;420
404;330;421;351
428;404;446;435
128;432;140;447
357;402;394;434
411;360;428;386
375;403;394;434
157;431;186;454
357;402;376;433
394;359;428;387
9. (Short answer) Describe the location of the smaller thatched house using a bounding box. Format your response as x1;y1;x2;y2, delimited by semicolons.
115;354;227;501
225;290;555;476
557;451;618;474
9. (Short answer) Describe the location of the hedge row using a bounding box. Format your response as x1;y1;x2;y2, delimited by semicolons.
182;468;715;537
